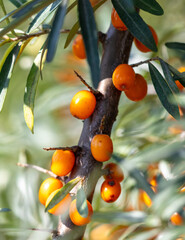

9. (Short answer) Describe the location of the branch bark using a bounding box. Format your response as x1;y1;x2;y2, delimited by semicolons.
53;24;134;240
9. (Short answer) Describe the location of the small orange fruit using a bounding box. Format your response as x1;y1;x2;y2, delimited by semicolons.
112;64;135;91
176;66;185;91
139;190;152;207
134;25;158;53
180;186;185;193
91;134;113;162
38;178;63;205
111;8;127;31
69;199;93;226
101;179;121;202
125;74;147;101
170;212;183;225
45;189;71;216
51;150;75;176
70;90;96;119
72;34;86;59
103;163;124;182
90;0;100;7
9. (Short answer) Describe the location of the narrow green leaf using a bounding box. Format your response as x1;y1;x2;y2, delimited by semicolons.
148;62;180;119
27;0;62;33
134;0;164;16
78;0;100;88
9;0;27;8
46;0;67;62
76;188;88;218
0;208;11;212
165;42;185;51
23;48;46;133
0;0;57;38
45;177;81;212
12;0;41;18
111;0;157;52
159;59;179;94
0;43;20;111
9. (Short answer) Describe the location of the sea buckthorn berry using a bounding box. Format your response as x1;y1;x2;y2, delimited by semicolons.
91;134;113;162
103;163;124;182
180;186;185;193
176;66;185;91
70;90;96;120
90;0;100;6
112;64;135;91
134;25;158;53
45;189;71;216
38;178;63;205
72;34;86;59
170;212;183;225
139;190;152;207
51;150;75;176
111;8;127;31
69;199;93;226
125;74;147;101
101;179;121;202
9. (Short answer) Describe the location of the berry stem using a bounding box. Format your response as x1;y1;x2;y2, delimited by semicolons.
17;162;65;181
130;56;159;68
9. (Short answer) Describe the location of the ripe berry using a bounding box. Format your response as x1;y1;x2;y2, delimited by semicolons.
139;190;152;207
134;25;158;53
111;8;127;31
103;163;124;182
38;178;63;205
101;179;121;202
51;150;75;176
170;212;183;225
90;0;100;6
91;134;113;162
125;74;147;101
72;34;86;59
69;199;93;226
112;64;135;91
70;90;96;120
45;189;71;216
176;66;185;91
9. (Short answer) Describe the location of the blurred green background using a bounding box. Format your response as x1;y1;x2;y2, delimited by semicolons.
0;0;185;239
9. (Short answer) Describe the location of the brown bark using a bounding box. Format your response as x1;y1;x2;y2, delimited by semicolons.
52;24;133;240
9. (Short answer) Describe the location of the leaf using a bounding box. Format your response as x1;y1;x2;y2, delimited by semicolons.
9;0;27;8
165;42;185;51
46;0;67;62
92;211;147;225
111;0;157;52
0;0;57;38
78;0;100;88
27;0;62;34
45;177;81;212
23;48;46;133
159;59;179;94
0;43;20;111
0;208;11;212
76;188;88;218
134;0;164;16
148;62;180;119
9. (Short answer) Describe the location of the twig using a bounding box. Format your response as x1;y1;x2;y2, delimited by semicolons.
17;162;64;181
74;71;100;96
130;56;160;68
98;31;106;44
43;145;80;153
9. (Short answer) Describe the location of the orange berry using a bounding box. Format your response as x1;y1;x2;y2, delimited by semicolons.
170;212;183;225
134;25;158;53
91;134;113;162
51;150;75;176
101;179;121;202
103;163;124;182
70;90;96;120
72;34;86;59
38;178;63;206
111;8;127;31
139;190;152;207
69;199;93;226
45;189;71;216
180;186;185;193
176;66;185;91
90;0;100;7
149;176;157;193
125;74;147;101
112;64;135;91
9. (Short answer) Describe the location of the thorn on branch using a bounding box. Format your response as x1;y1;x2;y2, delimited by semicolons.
99;115;106;133
130;56;160;68
74;70;101;96
43;145;81;153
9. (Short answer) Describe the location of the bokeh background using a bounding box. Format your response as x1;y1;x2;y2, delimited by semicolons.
0;0;185;239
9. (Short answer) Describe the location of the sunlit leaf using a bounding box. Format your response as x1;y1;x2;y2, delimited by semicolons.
76;188;88;218
78;0;100;88
149;62;180;119
45;177;81;211
112;0;157;52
